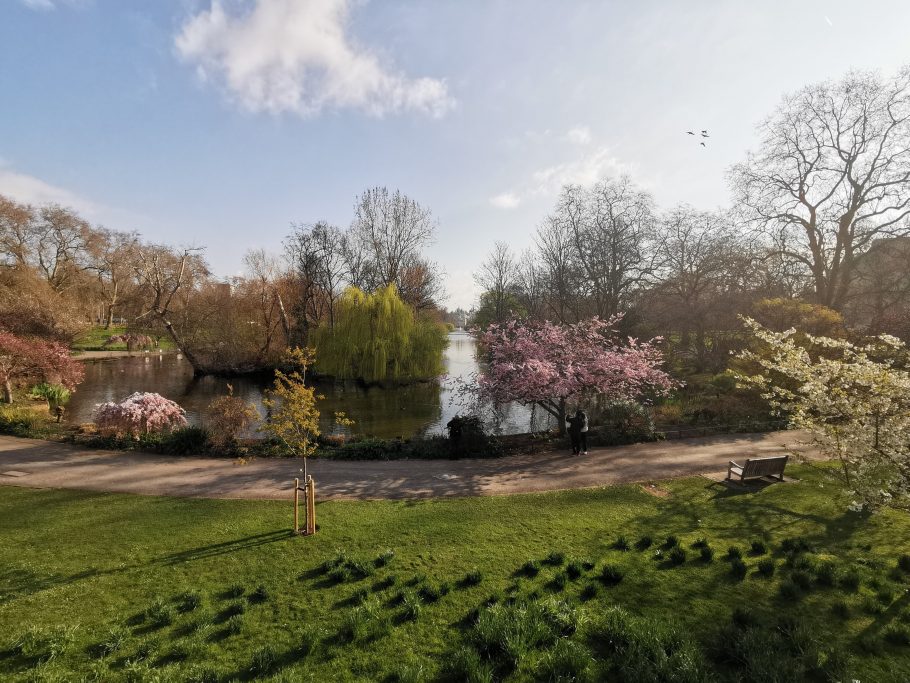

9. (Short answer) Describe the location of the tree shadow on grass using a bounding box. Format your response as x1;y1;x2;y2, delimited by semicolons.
158;529;293;565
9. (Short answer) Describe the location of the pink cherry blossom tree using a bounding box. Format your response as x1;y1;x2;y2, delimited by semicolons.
474;316;675;434
93;392;187;437
0;331;84;403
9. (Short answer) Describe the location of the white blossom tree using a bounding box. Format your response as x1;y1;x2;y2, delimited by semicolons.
735;317;910;508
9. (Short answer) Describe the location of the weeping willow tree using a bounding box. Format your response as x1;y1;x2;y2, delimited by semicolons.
312;285;448;383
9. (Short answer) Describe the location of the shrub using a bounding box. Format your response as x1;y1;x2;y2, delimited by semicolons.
595;399;658;445
417;582;447;603
544;550;566;566
459;569;483;588
29;382;71;410
599;564;624;585
151;426;208;455
446;646;494;683
757;558;775;577
876;586;894;605
93;392;187;437
791;570;813;591
373;574;398;591
374;549;395;568
839;568;861;592
98;626;128;657
225;614;244;635
780;537;812;556
146;597;176;628
590;607;709;680
548;570;568;592
225;583;245;599
539;639;595;683
299;624;321;658
12;625;77;663
635;535;653;551
580;583;599;601
814;561;836;587
565;560;584;580
668;547;687;566
830;600;850;620
884;624;910;646
446;414;498;458
750;540;767;556
249;645;278;676
206;385;259;450
778;579;802;601
613;536;630;551
249;584;269;604
726;546;743;560
0;404;40;436
221;601;246;619
176;590;203;613
401;591;422;621
470;601;557;669
519;559;541;578
730;558;748;580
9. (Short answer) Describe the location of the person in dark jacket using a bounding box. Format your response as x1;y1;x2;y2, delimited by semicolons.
565;410;585;455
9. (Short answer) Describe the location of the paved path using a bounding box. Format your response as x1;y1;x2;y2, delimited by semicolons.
0;431;818;501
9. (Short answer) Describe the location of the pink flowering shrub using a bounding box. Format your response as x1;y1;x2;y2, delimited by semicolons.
93;392;187;437
475;316;676;430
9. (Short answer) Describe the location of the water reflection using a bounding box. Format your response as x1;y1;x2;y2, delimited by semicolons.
66;332;552;438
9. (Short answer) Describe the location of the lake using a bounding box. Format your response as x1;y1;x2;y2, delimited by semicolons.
66;331;552;438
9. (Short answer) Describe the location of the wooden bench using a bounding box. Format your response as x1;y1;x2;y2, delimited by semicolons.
726;455;788;483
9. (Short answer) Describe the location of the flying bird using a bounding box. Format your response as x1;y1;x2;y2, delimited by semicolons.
700;142;706;147
701;130;708;134
686;131;695;135
701;132;709;138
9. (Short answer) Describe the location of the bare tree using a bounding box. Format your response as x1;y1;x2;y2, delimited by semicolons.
133;244;209;373
285;221;348;340
90;228;139;328
535;212;582;323
243;249;293;356
474;241;517;324
0;194;34;268
731;65;910;311
350;186;441;308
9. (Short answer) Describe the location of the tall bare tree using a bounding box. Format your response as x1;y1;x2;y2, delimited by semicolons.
731;65;910;311
474;241;517;324
350;186;441;308
90;228;139;328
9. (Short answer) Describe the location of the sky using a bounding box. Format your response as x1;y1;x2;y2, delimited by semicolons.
1;0;909;309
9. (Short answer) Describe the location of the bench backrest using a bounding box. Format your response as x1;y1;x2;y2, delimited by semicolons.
742;455;788;477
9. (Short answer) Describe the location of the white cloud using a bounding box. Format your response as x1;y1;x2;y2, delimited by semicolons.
0;165;99;216
490;146;640;209
531;146;632;195
0;163;153;231
489;192;521;209
175;0;453;118
19;0;84;10
565;125;592;145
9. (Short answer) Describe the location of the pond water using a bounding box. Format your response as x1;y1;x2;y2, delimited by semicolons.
66;331;552;438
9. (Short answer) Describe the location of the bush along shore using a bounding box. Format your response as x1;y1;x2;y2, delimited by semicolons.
0;399;788;461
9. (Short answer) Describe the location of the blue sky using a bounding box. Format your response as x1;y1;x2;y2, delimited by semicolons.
2;0;909;308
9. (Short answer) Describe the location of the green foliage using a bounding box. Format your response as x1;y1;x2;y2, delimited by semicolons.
29;382;71;408
312;285;447;382
0;403;41;436
260;347;320;460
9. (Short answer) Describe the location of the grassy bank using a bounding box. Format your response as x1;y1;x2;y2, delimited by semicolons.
71;326;175;352
1;465;909;681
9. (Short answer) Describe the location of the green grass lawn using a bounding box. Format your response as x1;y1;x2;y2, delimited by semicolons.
71;326;175;352
1;464;909;682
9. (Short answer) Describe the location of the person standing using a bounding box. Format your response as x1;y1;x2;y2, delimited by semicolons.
578;409;589;455
565;410;584;456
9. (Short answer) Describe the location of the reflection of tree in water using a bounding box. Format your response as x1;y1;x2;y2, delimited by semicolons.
67;334;545;438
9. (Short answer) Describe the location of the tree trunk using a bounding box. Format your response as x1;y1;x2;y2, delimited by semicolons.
105;304;115;329
158;314;206;375
2;379;13;404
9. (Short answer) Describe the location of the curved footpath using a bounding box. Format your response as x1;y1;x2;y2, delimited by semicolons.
0;431;819;501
